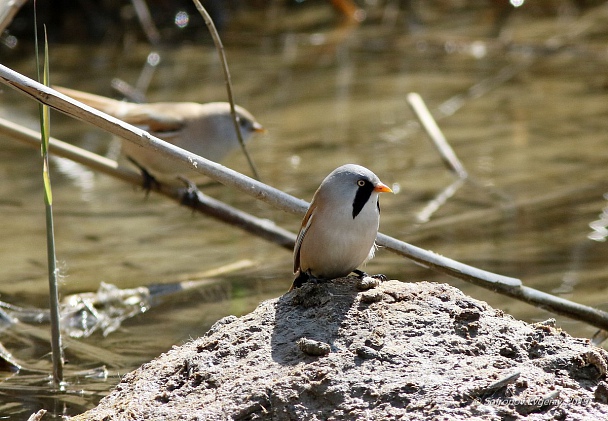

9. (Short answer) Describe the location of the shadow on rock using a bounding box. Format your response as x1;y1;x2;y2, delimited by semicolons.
271;277;359;365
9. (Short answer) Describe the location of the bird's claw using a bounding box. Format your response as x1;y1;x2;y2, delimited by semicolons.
354;270;387;290
128;156;160;196
290;271;325;291
353;270;387;283
371;273;388;282
177;176;203;209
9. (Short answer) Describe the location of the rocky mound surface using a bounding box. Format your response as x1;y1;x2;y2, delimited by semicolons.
72;279;608;420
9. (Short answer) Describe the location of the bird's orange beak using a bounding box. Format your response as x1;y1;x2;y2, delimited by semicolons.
374;182;393;193
253;122;267;133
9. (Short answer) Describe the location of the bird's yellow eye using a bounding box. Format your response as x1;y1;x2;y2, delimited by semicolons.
357;179;366;187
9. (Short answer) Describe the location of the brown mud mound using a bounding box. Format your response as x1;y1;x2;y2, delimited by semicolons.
73;279;608;420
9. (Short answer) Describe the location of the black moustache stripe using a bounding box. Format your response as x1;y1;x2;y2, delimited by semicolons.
352;181;375;219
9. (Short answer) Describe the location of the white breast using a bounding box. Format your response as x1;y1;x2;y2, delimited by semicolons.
298;192;380;279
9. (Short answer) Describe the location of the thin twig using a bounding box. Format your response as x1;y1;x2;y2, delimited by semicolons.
466;371;520;399
407;92;468;179
130;0;161;45
111;51;161;103
136;51;161;94
111;77;147;103
408;92;512;206
191;0;261;181
3;68;608;332
415;177;465;223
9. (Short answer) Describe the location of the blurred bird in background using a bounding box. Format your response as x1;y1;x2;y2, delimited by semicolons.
55;86;265;185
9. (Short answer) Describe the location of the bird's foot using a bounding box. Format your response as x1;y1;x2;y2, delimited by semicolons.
353;270;387;290
177;176;203;209
290;271;325;291
371;273;388;282
353;270;387;282
128;156;160;196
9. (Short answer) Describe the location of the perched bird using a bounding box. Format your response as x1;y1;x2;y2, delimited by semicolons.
292;164;393;289
54;86;265;184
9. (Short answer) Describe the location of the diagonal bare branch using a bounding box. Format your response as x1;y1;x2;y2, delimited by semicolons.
3;64;608;331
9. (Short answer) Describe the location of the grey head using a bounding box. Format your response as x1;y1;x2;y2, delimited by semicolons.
205;102;264;145
317;164;388;219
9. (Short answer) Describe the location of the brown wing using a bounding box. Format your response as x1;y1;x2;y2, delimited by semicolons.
123;109;185;134
53;85;126;115
54;86;186;134
293;202;316;274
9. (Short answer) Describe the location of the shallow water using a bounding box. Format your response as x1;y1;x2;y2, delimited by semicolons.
1;2;608;418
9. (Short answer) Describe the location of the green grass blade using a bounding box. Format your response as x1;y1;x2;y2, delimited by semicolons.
34;15;63;385
41;26;52;205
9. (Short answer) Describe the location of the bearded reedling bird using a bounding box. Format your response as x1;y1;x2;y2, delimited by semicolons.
54;86;265;184
292;164;393;290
